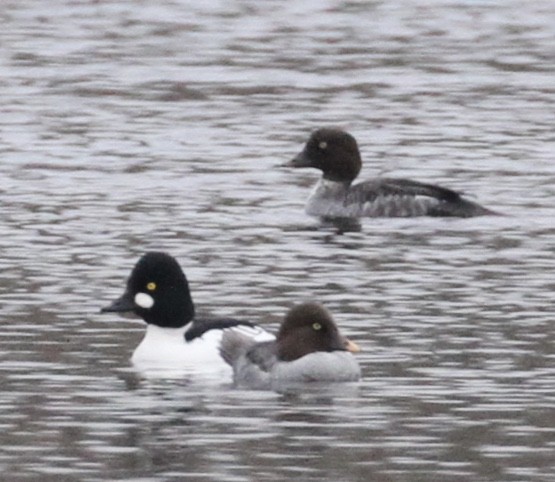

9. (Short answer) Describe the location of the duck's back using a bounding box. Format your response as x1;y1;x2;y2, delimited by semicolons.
307;177;495;218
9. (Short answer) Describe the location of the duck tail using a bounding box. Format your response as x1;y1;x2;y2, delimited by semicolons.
430;198;502;217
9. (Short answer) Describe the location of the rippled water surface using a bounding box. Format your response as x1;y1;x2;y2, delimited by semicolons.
1;0;555;480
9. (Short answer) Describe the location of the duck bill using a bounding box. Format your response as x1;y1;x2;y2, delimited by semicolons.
100;291;135;313
343;337;361;353
284;149;313;168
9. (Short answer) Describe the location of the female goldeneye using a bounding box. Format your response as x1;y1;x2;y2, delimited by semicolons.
220;302;361;389
101;252;273;376
287;128;497;218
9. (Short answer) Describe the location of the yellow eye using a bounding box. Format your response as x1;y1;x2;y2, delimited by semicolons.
312;322;322;331
146;282;157;291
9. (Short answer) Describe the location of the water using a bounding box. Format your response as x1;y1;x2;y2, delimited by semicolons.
1;0;554;480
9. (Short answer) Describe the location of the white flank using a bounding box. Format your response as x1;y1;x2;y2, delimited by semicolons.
131;323;275;378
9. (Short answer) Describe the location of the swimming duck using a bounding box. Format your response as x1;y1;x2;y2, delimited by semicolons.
220;302;361;389
101;252;273;376
287;128;496;218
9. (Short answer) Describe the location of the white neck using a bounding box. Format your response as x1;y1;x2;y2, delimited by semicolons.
132;325;188;363
306;178;349;217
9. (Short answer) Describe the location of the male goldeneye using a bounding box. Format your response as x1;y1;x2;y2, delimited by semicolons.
287;128;497;218
220;302;361;389
101;252;273;376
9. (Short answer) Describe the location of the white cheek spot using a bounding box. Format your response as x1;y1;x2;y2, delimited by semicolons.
319;141;327;150
135;292;154;309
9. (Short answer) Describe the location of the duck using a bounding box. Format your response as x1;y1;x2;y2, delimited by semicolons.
220;302;361;389
100;252;273;376
286;128;497;218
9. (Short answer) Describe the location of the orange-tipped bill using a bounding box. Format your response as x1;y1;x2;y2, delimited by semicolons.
344;337;361;353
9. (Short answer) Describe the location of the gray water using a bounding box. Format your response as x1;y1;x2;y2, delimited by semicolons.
1;0;554;480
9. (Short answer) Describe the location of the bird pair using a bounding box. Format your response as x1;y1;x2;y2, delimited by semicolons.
102;252;361;389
